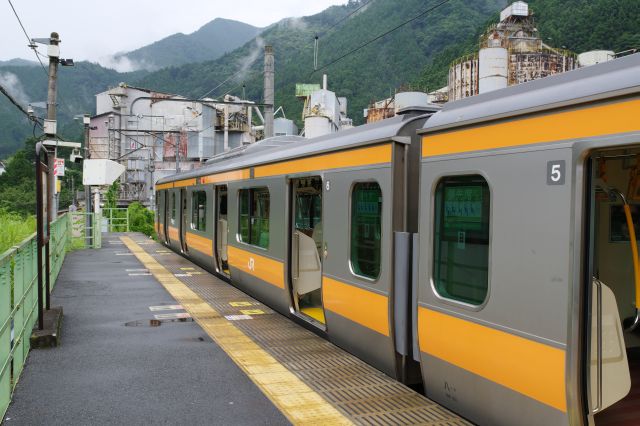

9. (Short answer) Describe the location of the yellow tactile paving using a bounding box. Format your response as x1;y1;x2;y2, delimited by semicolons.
120;236;352;426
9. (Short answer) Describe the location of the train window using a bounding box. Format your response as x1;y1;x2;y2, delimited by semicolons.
433;175;490;305
350;182;382;279
238;187;270;249
191;191;206;231
171;192;176;224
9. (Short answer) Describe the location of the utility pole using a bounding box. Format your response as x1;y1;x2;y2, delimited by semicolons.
83;114;93;247
45;32;60;217
263;45;274;139
176;132;181;173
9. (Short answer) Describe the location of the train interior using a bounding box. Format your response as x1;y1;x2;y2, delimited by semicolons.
589;148;640;425
290;177;325;325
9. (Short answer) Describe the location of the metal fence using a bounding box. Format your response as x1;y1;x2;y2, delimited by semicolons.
70;212;102;249
101;208;129;233
0;213;97;418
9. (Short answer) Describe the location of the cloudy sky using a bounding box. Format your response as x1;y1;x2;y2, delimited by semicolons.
1;0;347;64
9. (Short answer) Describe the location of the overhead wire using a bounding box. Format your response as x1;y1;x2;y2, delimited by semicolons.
7;0;48;76
7;0;72;119
317;0;373;38
0;83;43;127
199;2;375;99
310;0;452;76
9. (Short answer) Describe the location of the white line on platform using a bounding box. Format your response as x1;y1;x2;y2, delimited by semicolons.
128;273;152;276
115;252;134;256
149;305;183;311
126;269;149;272
224;314;253;321
154;312;191;320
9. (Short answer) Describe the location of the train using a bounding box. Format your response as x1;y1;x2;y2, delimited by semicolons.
154;53;640;425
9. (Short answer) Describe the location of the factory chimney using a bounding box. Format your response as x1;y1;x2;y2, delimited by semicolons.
263;45;274;139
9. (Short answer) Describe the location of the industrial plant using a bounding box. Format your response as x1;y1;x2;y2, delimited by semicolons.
87;46;303;207
364;1;619;122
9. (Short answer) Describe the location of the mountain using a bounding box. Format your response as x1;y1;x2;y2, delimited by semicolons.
0;18;260;158
135;0;506;127
115;18;262;70
0;59;39;67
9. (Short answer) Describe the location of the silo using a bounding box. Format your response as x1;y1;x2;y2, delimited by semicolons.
394;92;430;113
305;116;333;139
479;47;508;94
578;50;615;67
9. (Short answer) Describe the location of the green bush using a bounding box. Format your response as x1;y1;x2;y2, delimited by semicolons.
0;210;36;254
128;202;157;239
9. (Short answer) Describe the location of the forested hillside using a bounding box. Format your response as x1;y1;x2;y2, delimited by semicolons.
136;0;505;126
413;0;640;91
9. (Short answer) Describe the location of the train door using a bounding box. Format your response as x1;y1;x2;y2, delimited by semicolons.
156;191;164;241
179;188;188;253
289;176;325;325
585;148;637;424
165;191;174;244
215;185;229;276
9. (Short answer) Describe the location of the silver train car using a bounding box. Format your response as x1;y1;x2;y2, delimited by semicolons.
155;53;640;425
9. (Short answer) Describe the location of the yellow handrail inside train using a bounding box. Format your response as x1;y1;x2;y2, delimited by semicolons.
623;203;640;309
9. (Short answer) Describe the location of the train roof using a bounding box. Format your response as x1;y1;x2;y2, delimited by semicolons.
157;111;435;184
420;52;640;135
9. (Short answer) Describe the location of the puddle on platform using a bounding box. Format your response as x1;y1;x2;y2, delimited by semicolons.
124;318;194;327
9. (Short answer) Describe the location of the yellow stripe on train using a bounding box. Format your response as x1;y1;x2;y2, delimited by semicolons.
185;232;213;257
418;307;566;412
227;245;284;289
422;98;640;157
323;277;389;337
254;144;392;178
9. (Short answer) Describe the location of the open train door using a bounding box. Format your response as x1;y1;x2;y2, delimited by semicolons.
215;185;229;277
584;149;637;424
179;188;188;253
165;191;174;245
289;176;325;326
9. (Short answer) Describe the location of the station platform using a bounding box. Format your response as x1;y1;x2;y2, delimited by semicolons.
4;233;468;425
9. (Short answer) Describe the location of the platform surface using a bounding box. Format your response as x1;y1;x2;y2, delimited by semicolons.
4;233;468;425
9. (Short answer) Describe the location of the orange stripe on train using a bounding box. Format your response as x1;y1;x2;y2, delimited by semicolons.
254;144;392;178
227;245;284;289
422;98;640;157
418;307;566;412
323;277;389;337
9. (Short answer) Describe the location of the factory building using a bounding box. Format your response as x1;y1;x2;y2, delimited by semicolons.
296;76;353;138
448;1;577;101
88;83;259;207
364;91;443;124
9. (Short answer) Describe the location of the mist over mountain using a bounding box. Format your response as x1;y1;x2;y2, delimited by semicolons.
109;18;262;71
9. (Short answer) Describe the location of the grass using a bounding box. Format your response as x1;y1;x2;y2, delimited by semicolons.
0;211;36;255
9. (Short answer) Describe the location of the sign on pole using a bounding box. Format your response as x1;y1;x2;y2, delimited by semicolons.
54;158;65;177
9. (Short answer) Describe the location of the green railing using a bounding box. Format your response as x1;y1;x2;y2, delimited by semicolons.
0;213;89;418
102;208;129;233
70;212;102;249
